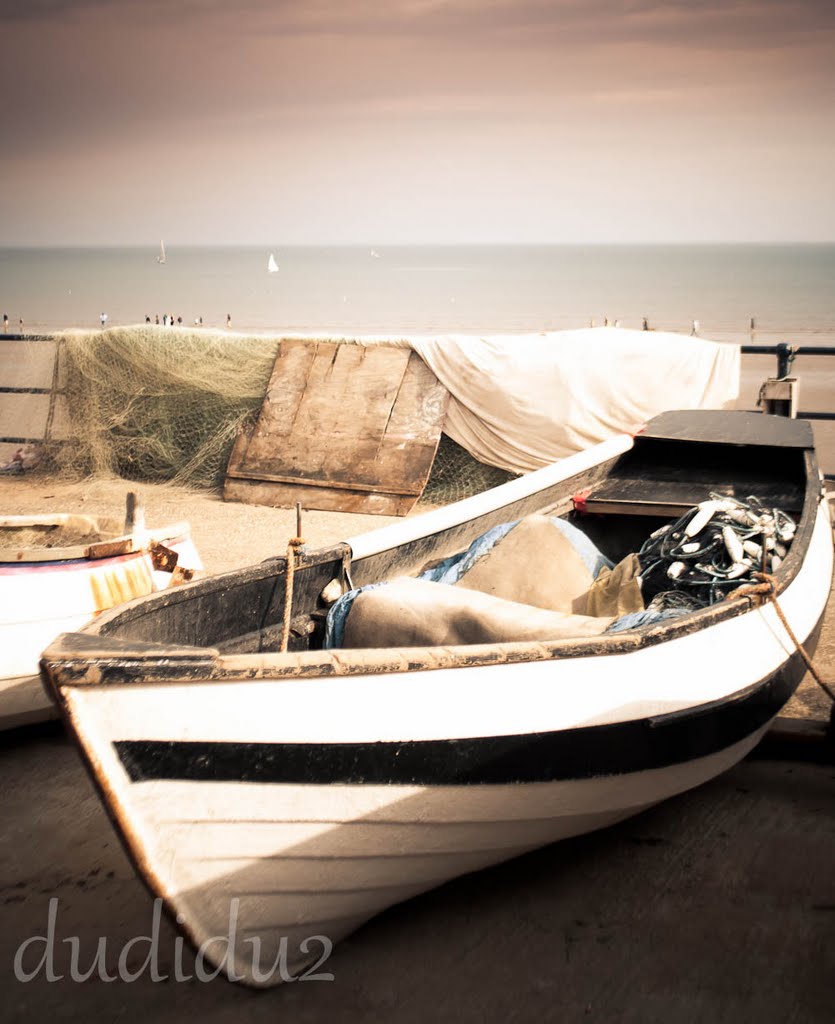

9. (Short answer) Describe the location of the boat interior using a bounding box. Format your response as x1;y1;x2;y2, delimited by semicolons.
67;412;815;670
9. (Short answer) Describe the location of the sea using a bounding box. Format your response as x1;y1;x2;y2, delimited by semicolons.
2;243;835;341
2;243;834;468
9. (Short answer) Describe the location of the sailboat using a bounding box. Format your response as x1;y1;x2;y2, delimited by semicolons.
267;253;279;273
156;240;166;264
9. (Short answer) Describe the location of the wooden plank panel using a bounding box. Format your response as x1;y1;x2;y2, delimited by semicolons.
225;340;449;515
374;353;449;484
0;393;50;441
48;392;72;440
0;339;56;389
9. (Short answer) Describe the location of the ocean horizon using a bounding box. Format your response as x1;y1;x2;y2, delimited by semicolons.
2;243;835;341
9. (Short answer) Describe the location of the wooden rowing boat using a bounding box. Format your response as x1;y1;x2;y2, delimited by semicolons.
1;498;200;729
40;410;833;986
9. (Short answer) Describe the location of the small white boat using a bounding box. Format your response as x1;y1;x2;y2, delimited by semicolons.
156;240;166;264
2;496;200;729
41;411;833;986
267;253;279;274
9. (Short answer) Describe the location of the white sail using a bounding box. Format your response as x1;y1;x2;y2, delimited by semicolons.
156;240;166;264
267;253;279;273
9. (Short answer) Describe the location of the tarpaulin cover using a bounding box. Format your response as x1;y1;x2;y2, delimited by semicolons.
368;327;740;473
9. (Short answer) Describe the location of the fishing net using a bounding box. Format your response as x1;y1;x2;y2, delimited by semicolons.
50;327;280;486
418;434;518;506
43;328;515;502
637;494;796;607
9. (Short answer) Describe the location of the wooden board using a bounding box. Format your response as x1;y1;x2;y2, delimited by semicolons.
0;338;60;463
224;341;449;515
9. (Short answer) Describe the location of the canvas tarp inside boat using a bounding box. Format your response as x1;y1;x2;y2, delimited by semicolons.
371;327;740;474
326;514;658;649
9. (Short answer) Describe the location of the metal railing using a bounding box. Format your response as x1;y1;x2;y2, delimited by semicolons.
742;342;835;423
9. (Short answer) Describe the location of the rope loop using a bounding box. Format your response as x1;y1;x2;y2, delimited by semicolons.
280;537;306;653
727;571;834;703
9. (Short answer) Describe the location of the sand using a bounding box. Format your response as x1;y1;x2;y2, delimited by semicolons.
0;475;405;576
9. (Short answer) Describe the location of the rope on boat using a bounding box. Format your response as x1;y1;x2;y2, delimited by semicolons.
280;502;306;654
727;572;835;703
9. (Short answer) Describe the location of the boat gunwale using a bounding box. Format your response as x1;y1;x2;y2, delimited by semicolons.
38;410;825;693
40;450;826;690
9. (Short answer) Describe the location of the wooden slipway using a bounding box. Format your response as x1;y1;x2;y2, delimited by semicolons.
224;340;449;515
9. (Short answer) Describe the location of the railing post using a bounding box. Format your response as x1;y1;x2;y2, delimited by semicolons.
776;342;795;378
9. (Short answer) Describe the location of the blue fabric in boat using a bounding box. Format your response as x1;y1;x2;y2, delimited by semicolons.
324;517;613;649
324;582;386;650
605;607;690;633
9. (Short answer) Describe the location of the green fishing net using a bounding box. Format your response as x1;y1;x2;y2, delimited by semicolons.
50;327;278;486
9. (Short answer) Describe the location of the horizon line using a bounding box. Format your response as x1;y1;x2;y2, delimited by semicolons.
2;240;835;250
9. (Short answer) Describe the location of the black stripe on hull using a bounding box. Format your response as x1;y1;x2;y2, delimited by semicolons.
114;624;820;786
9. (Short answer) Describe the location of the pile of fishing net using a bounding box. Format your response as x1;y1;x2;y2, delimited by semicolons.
636;494;796;610
45;328;512;499
49;328;280;486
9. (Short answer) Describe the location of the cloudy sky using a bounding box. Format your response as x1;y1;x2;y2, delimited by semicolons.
1;0;834;245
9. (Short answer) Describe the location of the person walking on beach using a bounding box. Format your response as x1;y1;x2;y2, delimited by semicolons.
691;318;700;336
226;313;232;328
2;314;8;333
100;312;108;328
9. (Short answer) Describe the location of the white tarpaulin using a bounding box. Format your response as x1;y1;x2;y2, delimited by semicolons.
368;327;740;474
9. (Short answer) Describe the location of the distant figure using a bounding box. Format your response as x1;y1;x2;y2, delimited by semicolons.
642;316;649;331
155;314;160;325
145;315;151;324
750;316;756;331
226;313;232;328
169;313;175;326
614;319;621;328
2;313;8;333
604;317;609;327
100;312;108;328
163;314;168;326
19;318;23;333
177;316;183;325
691;318;700;336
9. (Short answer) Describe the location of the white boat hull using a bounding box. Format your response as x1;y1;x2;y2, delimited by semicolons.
64;730;766;985
0;534;200;730
41;411;833;987
56;500;832;986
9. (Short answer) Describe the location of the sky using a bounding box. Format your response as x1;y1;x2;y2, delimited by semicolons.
1;0;834;245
